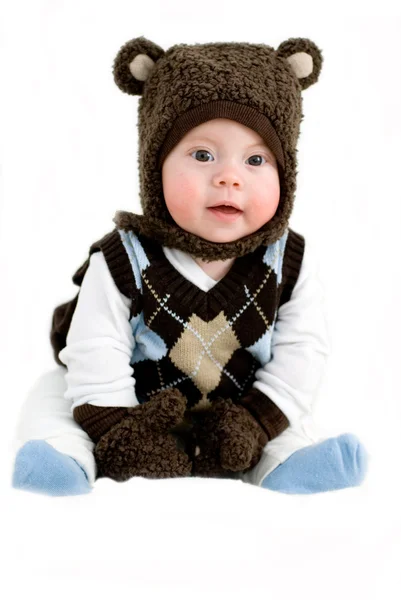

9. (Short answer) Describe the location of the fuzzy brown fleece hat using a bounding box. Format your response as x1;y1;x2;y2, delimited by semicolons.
112;36;323;261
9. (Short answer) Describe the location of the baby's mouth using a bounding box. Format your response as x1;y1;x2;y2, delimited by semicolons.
208;205;243;214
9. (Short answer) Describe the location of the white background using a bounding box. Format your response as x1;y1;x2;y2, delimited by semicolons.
1;2;401;599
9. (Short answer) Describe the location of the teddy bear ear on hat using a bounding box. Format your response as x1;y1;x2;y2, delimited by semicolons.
276;37;323;91
112;36;165;96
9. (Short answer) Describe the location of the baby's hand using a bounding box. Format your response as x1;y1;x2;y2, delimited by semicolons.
192;398;267;476
215;399;267;471
94;388;193;482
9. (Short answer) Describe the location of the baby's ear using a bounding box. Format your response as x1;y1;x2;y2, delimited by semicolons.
276;38;323;90
113;36;165;95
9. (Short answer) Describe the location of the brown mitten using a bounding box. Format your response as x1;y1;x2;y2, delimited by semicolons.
192;398;268;477
94;388;193;482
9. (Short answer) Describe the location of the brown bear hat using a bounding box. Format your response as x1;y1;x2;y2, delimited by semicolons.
112;36;323;261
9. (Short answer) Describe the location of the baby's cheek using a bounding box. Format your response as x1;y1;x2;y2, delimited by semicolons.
251;194;278;220
176;175;200;202
174;178;200;210
249;194;280;227
164;176;199;220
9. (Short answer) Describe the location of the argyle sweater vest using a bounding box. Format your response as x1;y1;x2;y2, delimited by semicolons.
50;225;305;443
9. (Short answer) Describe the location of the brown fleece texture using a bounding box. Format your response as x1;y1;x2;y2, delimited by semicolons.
94;388;193;481
189;398;269;477
92;392;270;481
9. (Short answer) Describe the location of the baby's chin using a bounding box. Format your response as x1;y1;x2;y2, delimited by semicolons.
172;219;262;243
190;224;263;244
173;222;234;242
199;232;244;243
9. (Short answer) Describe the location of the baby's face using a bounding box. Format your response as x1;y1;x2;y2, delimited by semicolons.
161;118;280;243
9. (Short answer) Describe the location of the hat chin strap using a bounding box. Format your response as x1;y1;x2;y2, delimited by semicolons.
113;210;288;262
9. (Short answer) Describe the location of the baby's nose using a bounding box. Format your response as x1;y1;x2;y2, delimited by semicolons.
213;173;241;187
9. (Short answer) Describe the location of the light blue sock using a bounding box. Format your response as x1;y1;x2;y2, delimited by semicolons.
261;433;369;494
12;440;92;496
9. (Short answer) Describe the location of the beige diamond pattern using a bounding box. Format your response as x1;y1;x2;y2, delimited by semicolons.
169;311;241;410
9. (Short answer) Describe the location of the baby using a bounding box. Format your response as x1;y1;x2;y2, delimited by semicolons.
12;35;368;496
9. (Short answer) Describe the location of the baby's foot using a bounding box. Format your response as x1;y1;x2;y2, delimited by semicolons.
261;433;369;494
12;440;92;496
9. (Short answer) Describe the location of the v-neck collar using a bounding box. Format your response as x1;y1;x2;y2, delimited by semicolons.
163;246;222;289
138;232;265;312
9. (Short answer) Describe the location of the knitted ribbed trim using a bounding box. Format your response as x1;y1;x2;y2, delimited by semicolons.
102;220;304;314
135;231;266;314
279;229;305;306
94;229;138;301
73;404;129;443
70;229;138;301
239;387;289;441
157;100;285;169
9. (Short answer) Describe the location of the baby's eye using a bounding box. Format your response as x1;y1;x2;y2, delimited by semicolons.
191;149;214;162
246;155;266;166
